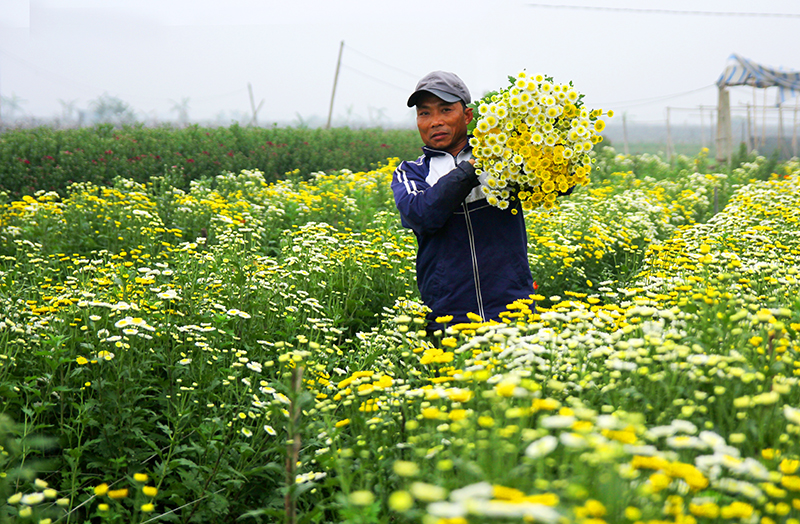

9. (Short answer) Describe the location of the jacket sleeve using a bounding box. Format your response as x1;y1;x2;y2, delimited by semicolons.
392;159;480;235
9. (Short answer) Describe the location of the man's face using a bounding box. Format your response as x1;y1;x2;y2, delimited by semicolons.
415;92;473;157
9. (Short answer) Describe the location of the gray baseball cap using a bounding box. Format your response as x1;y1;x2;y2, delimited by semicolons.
407;71;471;107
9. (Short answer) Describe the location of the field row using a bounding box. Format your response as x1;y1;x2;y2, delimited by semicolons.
1;149;800;523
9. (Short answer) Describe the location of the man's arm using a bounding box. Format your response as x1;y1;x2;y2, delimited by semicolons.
392;160;479;235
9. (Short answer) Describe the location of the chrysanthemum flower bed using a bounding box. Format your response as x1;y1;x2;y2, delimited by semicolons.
2;150;800;523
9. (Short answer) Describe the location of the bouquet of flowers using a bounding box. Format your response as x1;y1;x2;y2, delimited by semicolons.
468;70;611;211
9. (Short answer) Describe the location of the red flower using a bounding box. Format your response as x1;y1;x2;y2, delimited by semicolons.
533;281;539;291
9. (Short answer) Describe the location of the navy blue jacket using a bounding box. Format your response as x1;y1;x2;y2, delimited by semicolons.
392;144;534;330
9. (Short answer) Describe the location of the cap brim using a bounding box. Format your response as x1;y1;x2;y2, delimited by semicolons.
407;88;462;107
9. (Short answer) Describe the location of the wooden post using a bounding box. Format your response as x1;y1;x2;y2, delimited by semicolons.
711;106;717;153
622;112;629;155
699;106;706;149
752;102;757;152
793;97;798;158
247;83;264;127
326;40;344;130
761;88;767;149
666;107;673;162
778;104;785;158
716;86;733;163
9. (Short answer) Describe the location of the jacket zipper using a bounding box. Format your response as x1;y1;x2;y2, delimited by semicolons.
462;200;486;320
452;146;486;321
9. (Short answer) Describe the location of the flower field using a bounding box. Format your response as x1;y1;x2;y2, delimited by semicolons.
2;146;800;524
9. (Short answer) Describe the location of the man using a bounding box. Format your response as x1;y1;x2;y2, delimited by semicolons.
391;71;535;333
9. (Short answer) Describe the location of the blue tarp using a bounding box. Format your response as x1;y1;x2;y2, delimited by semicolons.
717;53;800;105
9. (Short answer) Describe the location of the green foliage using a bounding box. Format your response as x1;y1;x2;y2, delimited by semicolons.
0;124;422;198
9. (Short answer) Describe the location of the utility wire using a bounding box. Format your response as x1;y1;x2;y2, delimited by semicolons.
341;65;410;93
344;45;421;80
526;3;800;18
594;84;716;108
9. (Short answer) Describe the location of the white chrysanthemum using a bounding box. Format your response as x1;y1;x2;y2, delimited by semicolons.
525;435;558;458
784;405;800;424
698;431;727;450
429;501;469;520
666;435;707;450
157;288;180;300
560;432;588;448
540;415;576;429
450;482;493;502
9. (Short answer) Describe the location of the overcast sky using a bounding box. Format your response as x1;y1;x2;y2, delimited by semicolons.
1;0;799;128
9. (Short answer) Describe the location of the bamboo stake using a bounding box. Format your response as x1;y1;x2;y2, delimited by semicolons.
284;366;304;524
622;112;629;155
326;41;344;130
762;88;767;149
778;103;784;157
793;97;798;157
247;83;264;127
700;106;706;149
666;107;673;162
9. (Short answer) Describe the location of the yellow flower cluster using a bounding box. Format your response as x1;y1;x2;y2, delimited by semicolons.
470;70;610;210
